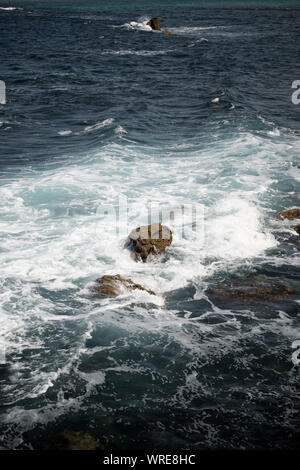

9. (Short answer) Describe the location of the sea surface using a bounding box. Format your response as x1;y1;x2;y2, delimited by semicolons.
0;0;300;450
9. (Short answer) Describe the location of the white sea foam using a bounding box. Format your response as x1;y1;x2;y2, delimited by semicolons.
0;130;298;417
101;49;171;56
58;130;72;136
57;118;115;137
119;16;152;32
292;340;300;366
0;7;21;10
84;117;114;133
114;125;127;136
171;25;226;36
267;129;281;137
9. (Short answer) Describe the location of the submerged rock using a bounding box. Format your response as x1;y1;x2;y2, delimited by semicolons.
125;223;172;262
278;208;300;220
49;430;99;450
207;276;293;303
94;274;156;297
147;17;171;34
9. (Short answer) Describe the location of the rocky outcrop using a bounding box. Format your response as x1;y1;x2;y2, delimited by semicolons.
278;208;300;220
125;223;172;262
293;224;300;235
94;274;156;297
147;17;171;34
277;208;300;237
207;276;293;303
48;431;100;450
147;17;161;30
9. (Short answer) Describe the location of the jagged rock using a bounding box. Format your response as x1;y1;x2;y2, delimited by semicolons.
293;224;300;235
94;274;156;297
278;208;300;220
207;276;293;303
147;17;161;30
125;223;172;262
147;17;171;34
49;431;99;450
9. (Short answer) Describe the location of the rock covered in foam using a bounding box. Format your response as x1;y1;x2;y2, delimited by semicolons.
125;223;172;262
94;274;156;297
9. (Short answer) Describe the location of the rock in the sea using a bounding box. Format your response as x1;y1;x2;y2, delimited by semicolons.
125;223;172;262
278;208;300;220
147;17;161;30
207;276;293;303
94;274;156;297
147;17;171;34
50;430;99;450
293;224;300;235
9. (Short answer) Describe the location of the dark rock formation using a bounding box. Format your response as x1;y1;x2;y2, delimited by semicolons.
48;430;99;450
94;274;156;297
147;17;171;34
207;276;293;303
147;17;161;31
125;223;172;262
293;224;300;235
278;208;300;220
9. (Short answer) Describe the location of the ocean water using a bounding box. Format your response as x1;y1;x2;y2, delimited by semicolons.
0;0;300;450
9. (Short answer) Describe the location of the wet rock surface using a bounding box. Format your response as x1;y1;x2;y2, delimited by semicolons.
45;430;100;450
147;17;171;34
278;208;300;220
147;17;161;31
125;223;173;262
207;275;293;303
293;224;300;235
94;274;156;297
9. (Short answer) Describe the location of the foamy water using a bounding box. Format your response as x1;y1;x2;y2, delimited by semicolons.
1;3;300;450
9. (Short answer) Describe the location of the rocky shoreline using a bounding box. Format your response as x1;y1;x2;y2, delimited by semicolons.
92;208;299;302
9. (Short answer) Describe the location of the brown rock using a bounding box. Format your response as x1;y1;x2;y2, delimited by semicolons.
278;208;300;220
94;274;156;297
50;431;99;450
147;17;161;31
147;17;171;34
293;224;300;235
207;276;293;303
126;223;172;262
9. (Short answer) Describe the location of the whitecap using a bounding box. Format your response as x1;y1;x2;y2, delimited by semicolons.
114;125;127;136
267;129;281;137
58;130;72;136
118;16;152;32
83;117;114;133
101;49;171;56
0;7;20;10
292;340;300;366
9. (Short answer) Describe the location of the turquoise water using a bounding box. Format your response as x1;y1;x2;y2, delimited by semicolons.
0;0;300;450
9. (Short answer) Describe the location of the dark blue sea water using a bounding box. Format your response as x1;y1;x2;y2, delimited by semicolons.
0;0;300;450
